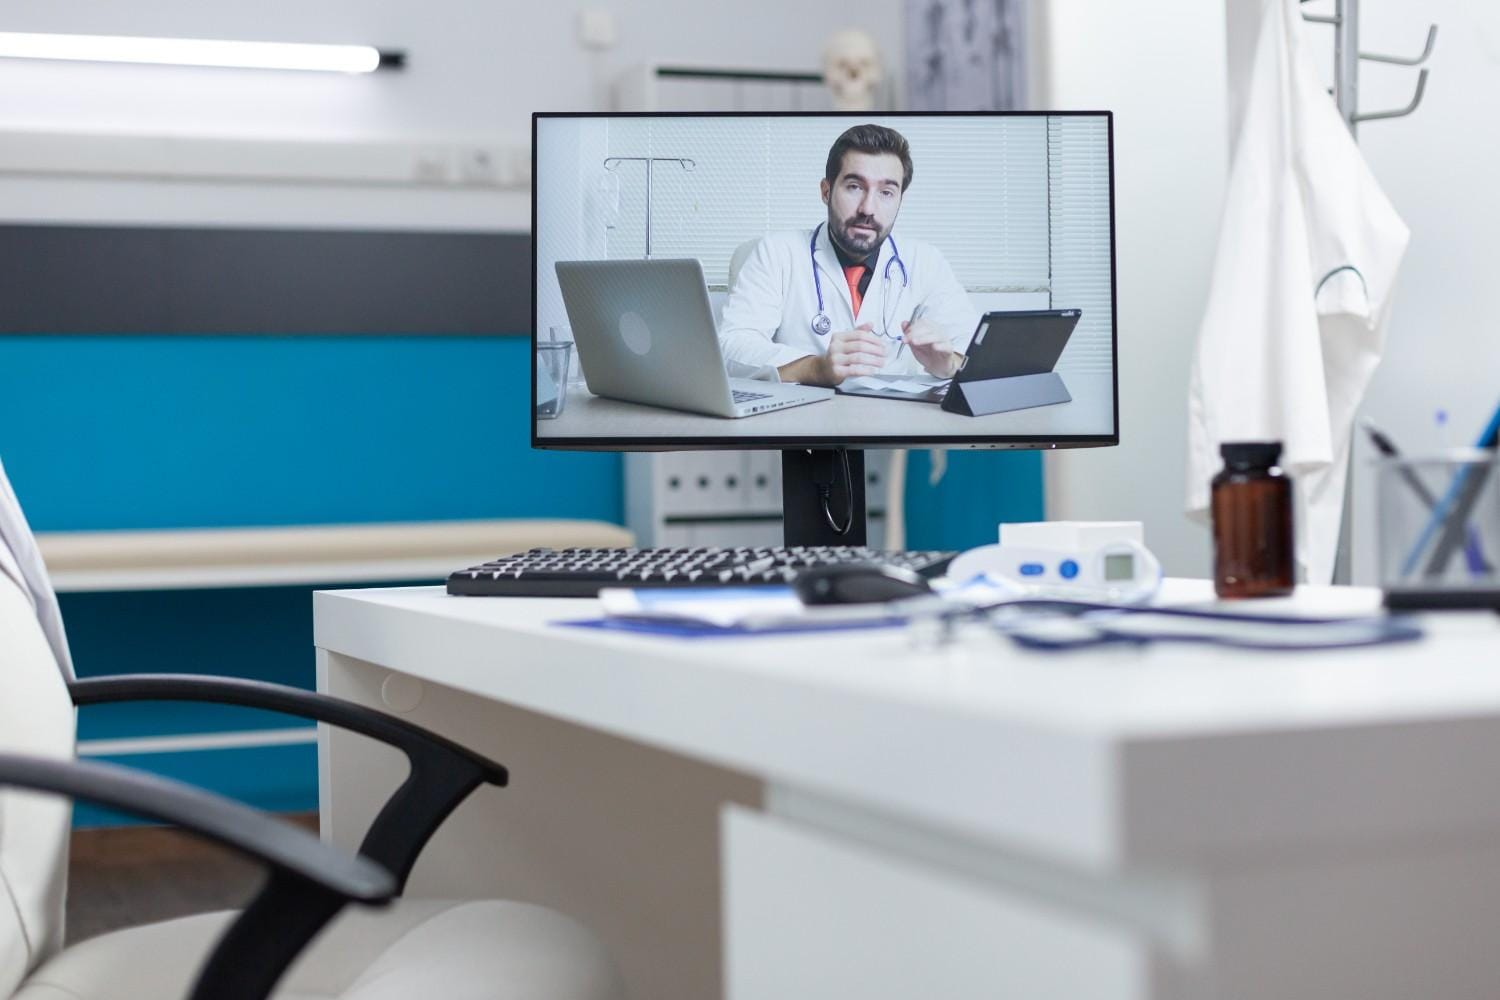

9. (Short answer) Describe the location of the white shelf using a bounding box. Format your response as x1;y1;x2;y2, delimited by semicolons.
0;129;531;189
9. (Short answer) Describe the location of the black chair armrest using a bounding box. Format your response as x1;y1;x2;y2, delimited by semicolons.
69;674;507;892
0;752;394;1000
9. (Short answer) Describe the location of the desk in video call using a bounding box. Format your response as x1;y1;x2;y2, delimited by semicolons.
542;371;1114;442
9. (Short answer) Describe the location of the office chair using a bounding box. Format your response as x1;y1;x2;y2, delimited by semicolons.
0;526;624;998
728;239;758;295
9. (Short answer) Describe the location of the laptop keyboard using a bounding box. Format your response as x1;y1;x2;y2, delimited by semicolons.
731;389;772;403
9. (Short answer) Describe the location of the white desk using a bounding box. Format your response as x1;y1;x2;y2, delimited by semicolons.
314;582;1500;1000
538;372;1115;441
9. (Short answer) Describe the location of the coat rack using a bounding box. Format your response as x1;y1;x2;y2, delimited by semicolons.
1299;0;1437;583
1301;0;1437;137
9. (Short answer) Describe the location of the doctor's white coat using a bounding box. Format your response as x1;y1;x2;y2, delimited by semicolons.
1186;0;1409;584
719;225;979;377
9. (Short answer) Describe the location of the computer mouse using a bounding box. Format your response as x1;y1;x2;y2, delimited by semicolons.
794;563;935;606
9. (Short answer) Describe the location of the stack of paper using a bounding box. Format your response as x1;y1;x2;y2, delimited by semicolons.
842;375;946;395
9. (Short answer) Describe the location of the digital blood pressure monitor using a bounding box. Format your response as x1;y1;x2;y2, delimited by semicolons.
945;539;1163;604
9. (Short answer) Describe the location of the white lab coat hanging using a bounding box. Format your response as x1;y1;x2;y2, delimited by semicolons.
1186;0;1410;584
719;224;978;377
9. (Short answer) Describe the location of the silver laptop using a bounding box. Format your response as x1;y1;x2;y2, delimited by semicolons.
555;259;833;419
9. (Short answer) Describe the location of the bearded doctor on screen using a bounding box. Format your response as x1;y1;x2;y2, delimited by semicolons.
719;124;978;387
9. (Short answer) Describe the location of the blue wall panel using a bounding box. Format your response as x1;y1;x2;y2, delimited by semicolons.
64;586;329;740
73;743;318;828
0;336;622;529
904;449;1044;552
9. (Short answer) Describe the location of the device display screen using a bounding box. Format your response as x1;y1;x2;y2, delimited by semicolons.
534;112;1116;450
1104;553;1135;582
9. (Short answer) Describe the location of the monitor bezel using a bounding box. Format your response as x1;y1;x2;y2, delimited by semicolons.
530;109;1118;453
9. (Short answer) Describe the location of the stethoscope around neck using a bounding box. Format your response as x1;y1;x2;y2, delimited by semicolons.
809;222;909;338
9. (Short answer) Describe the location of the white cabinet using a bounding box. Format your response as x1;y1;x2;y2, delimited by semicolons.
723;807;1155;1000
625;450;893;548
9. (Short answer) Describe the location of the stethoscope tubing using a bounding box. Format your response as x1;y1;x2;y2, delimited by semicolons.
963;598;1425;652
809;222;909;339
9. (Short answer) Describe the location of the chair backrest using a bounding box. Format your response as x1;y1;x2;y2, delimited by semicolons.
727;239;760;295
0;460;74;683
0;551;76;993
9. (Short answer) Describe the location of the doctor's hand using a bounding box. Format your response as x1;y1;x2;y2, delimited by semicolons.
902;318;962;379
817;323;888;385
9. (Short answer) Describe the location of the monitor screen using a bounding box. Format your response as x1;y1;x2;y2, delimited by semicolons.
533;112;1115;451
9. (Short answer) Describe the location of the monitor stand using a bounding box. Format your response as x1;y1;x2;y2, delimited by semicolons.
781;448;867;547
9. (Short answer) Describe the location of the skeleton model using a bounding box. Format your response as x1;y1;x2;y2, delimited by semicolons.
822;29;885;112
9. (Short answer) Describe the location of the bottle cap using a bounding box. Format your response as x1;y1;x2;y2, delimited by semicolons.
1220;441;1282;470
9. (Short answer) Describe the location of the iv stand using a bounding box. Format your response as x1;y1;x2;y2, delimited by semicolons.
601;156;696;257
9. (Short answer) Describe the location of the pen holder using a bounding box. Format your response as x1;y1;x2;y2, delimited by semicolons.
1377;452;1500;610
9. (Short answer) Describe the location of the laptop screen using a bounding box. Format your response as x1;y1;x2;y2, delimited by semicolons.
534;112;1116;450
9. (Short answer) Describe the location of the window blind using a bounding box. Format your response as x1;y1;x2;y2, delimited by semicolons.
601;115;1051;293
1047;115;1114;375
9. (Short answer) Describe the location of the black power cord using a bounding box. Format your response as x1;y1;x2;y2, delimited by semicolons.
815;448;855;536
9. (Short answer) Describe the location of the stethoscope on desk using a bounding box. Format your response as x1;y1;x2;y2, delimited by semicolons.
891;596;1425;652
809;222;909;343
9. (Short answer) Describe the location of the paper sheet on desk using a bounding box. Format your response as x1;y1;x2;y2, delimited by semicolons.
596;585;910;631
588;578;1011;635
842;375;946;395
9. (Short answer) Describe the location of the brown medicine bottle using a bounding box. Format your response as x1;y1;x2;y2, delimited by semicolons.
1211;442;1294;598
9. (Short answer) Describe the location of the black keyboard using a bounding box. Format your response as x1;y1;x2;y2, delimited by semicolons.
447;546;957;598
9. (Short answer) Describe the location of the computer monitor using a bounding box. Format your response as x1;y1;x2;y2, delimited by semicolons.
532;111;1117;545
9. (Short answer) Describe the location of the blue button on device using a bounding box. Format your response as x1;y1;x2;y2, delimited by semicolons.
1058;559;1080;580
1019;562;1045;577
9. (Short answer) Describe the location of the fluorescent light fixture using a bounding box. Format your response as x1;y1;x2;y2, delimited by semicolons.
0;32;404;73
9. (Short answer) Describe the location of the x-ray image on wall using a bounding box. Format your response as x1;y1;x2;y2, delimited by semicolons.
905;0;1027;110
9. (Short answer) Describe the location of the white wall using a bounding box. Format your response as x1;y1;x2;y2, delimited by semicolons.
1341;2;1500;583
0;1;903;229
1034;0;1228;576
